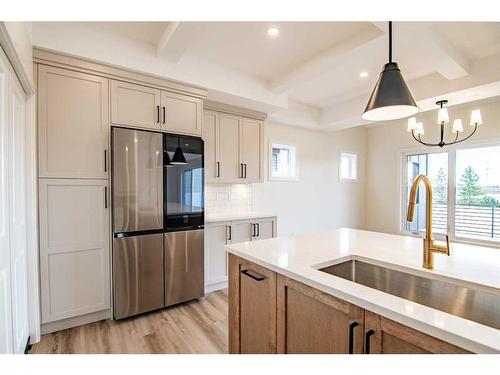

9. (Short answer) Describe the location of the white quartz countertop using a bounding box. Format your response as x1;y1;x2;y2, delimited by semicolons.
205;212;276;223
225;228;500;353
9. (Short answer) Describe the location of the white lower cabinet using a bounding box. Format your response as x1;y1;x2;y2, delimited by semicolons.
204;216;276;292
252;218;275;240
39;179;110;324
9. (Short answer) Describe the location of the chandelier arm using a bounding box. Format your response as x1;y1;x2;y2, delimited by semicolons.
444;124;478;146
411;130;440;147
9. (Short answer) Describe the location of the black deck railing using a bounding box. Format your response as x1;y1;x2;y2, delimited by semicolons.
432;203;500;239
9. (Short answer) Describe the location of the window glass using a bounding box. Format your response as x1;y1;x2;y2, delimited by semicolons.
455;146;500;241
271;144;297;180
340;153;357;181
405;153;448;234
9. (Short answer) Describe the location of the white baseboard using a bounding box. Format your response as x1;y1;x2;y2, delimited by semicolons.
205;281;228;294
41;309;111;335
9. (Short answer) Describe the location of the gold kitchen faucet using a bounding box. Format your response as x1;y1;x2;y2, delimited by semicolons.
407;174;450;269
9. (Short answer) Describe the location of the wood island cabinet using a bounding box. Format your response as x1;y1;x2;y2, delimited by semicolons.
277;275;364;354
363;310;469;354
228;255;471;354
228;254;276;354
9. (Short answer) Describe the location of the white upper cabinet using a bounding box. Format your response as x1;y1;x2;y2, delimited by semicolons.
240;118;263;183
111;80;202;136
38;65;109;179
218;113;241;182
204;108;264;184
202;110;219;182
111;80;161;130
161;91;202;136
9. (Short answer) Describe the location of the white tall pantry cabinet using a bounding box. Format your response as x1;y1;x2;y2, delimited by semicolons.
37;64;111;330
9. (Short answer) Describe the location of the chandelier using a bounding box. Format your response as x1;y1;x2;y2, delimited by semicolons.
407;100;483;148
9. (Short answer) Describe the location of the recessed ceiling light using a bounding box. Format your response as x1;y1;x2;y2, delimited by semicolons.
360;72;369;78
267;27;279;37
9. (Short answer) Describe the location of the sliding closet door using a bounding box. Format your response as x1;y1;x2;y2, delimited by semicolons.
0;47;14;354
9;72;29;354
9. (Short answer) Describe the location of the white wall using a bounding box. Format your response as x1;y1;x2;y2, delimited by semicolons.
252;122;367;236
365;97;500;235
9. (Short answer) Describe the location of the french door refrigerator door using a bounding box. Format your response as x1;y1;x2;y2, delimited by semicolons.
164;229;204;306
112;127;163;233
113;233;164;319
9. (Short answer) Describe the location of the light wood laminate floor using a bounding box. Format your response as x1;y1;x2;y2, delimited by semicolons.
30;289;228;354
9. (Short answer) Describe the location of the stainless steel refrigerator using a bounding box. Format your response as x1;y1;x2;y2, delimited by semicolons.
111;127;204;319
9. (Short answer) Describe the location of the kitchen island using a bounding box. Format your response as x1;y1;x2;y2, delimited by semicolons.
225;228;500;354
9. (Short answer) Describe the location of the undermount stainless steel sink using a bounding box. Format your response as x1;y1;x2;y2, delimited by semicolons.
319;259;500;330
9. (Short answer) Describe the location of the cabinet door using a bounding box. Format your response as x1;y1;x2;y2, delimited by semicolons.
202;110;219;182
110;80;161;130
161;91;202;136
277;275;364;354
0;49;13;354
252;218;275;241
239;118;262;183
230;220;252;243
9;71;29;354
205;224;230;286
39;179;110;323
218;114;241;182
38;65;109;178
228;254;277;354
363;310;469;354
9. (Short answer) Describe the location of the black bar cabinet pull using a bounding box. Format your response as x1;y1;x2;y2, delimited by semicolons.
156;105;160;123
241;269;266;282
364;330;375;354
240;163;244;178
216;161;220;177
104;186;108;209
256;223;260;237
348;322;359;354
162;106;166;124
252;223;256;237
228;225;232;241
104;149;107;172
244;163;247;178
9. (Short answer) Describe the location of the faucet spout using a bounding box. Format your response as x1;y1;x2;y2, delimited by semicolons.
406;174;450;269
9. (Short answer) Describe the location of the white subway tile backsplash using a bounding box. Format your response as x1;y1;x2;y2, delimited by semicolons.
205;184;253;215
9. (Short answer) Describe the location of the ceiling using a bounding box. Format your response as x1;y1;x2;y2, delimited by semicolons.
32;21;500;130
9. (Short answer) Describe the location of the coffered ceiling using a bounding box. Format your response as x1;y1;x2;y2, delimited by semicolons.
32;21;500;130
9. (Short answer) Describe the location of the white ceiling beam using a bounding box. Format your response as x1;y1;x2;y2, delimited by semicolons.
398;23;470;80
269;25;384;94
156;22;201;63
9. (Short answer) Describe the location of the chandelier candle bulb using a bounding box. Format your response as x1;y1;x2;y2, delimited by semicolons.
437;108;449;124
415;122;424;135
452;119;464;133
407;117;418;132
470;109;483;126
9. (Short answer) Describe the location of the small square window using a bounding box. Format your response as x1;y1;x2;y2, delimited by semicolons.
340;152;357;182
270;143;297;181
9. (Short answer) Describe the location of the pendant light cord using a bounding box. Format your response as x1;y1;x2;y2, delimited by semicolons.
389;21;392;63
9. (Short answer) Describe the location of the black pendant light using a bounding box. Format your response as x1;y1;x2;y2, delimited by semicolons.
170;136;187;165
362;21;418;121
